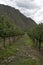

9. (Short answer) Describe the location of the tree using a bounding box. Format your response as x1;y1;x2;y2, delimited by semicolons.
0;15;25;48
28;23;43;50
0;15;16;47
0;15;7;47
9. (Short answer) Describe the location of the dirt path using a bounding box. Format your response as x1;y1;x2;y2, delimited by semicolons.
0;46;43;65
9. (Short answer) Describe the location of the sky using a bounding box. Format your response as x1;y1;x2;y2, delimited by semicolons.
0;0;43;24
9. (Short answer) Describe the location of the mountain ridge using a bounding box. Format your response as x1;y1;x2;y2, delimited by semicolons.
0;4;36;31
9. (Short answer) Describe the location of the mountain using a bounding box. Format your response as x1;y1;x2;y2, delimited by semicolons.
0;4;36;31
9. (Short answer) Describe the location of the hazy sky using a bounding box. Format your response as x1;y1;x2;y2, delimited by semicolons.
0;0;43;24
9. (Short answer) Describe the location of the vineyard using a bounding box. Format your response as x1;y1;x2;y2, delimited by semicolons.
0;15;43;65
0;15;24;48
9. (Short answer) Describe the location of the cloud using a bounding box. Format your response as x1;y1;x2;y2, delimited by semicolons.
16;0;39;9
0;0;43;24
33;8;43;23
15;0;43;24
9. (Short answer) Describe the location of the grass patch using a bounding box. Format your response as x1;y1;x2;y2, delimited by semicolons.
0;34;43;65
9;58;40;65
0;45;17;58
0;34;33;58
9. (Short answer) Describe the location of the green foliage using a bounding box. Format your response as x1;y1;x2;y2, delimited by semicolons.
28;23;43;41
0;15;25;47
28;23;43;50
0;15;24;37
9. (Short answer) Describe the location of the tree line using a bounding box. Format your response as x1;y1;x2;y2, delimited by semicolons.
0;15;24;48
28;23;43;51
0;15;43;50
